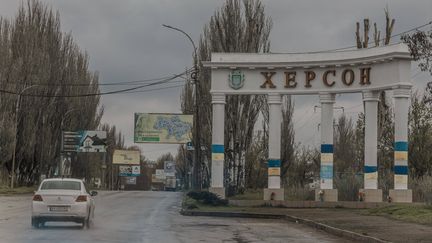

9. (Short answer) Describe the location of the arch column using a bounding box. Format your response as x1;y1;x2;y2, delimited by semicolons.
263;93;284;200
390;86;412;202
315;93;338;202
209;93;226;199
360;91;382;202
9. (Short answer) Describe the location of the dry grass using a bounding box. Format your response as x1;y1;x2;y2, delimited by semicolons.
365;205;432;225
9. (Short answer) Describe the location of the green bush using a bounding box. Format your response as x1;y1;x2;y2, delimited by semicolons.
186;191;228;206
182;194;199;209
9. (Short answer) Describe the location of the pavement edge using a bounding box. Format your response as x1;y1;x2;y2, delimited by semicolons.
180;209;390;243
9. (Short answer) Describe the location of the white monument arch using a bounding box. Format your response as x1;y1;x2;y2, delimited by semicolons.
204;43;412;202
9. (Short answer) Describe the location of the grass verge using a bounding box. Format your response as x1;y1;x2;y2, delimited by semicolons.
228;189;263;200
364;204;432;225
0;186;36;195
228;188;315;201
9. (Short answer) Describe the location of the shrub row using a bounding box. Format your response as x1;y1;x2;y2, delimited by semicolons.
187;191;228;206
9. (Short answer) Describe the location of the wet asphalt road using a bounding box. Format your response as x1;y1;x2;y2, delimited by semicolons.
0;191;344;243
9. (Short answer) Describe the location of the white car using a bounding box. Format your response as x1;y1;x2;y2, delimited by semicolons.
31;178;97;229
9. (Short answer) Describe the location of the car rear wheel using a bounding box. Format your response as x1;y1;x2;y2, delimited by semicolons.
31;217;39;229
82;213;91;229
83;218;91;229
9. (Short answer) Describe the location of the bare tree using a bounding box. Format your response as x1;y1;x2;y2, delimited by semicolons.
334;114;356;174
355;7;394;48
180;0;273;193
0;0;103;186
281;95;295;183
408;90;432;177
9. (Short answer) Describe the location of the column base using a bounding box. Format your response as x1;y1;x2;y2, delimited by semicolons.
359;189;382;202
315;189;338;202
389;189;412;203
209;187;225;199
263;188;284;200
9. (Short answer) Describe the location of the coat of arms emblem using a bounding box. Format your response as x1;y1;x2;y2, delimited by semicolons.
228;70;245;90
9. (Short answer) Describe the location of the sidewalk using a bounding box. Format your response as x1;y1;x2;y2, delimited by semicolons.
184;207;432;243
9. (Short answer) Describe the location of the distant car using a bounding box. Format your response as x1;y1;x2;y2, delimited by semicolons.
31;178;97;229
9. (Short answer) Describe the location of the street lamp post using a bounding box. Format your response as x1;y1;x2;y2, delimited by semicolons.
59;108;81;177
162;24;201;190
11;85;39;189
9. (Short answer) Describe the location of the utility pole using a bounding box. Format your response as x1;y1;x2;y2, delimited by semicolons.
162;24;201;190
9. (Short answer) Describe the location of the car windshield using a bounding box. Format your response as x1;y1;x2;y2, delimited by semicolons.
40;181;81;190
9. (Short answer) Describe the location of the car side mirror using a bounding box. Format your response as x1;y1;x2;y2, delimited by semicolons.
90;191;98;196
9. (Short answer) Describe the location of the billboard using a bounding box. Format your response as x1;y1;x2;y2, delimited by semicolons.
152;174;164;183
164;161;176;177
113;150;140;165
134;113;193;144
155;169;165;180
125;177;137;185
77;131;107;152
119;166;140;176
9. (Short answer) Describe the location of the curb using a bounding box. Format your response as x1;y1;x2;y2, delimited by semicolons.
180;209;390;243
283;214;390;243
180;209;285;219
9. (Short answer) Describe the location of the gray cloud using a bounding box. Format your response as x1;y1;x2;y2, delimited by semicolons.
0;0;430;159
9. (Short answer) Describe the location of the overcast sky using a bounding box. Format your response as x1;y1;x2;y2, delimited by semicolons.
1;0;431;160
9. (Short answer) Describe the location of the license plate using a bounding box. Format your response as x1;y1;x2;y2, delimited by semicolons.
49;206;69;212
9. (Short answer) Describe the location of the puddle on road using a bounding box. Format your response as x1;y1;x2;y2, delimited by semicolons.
231;232;251;243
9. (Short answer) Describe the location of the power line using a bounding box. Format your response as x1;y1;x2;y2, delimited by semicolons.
271;20;432;54
115;82;185;94
0;73;188;98
1;67;193;87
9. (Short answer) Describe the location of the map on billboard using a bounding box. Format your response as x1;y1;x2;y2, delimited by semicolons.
134;113;193;144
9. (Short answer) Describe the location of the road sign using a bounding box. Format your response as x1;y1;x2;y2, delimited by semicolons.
62;131;80;152
164;161;176;177
186;142;194;151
